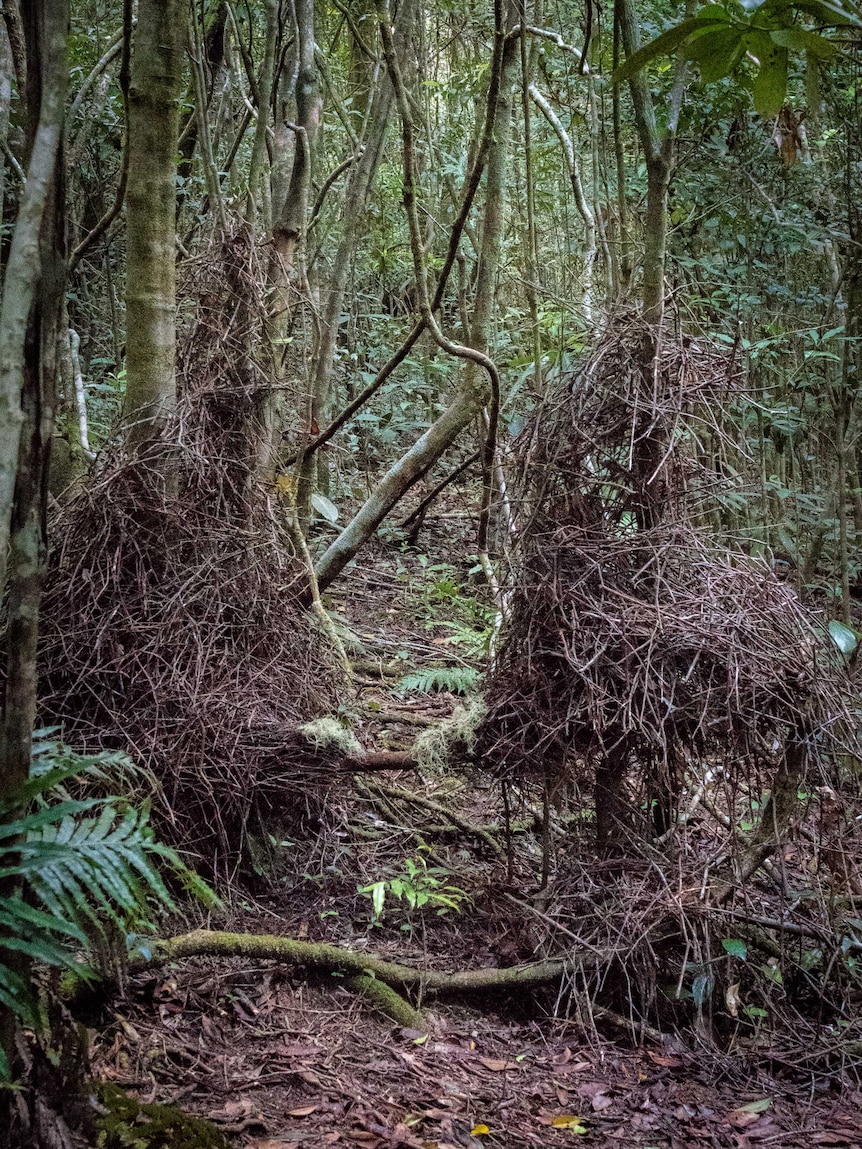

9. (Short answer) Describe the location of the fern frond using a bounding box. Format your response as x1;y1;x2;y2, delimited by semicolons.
0;739;221;1083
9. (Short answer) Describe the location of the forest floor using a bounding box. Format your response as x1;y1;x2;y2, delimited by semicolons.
90;504;862;1149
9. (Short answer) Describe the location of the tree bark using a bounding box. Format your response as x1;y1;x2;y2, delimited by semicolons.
122;0;184;445
0;0;67;1099
80;928;569;997
0;0;65;613
262;0;322;481
295;8;406;525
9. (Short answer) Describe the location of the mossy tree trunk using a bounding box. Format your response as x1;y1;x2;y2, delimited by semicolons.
122;0;184;446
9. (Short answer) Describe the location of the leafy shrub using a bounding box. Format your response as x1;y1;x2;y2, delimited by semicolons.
358;849;468;926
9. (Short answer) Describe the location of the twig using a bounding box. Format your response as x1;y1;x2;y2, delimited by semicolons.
363;779;505;857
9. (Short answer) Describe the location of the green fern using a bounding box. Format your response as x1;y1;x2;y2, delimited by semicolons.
0;735;219;1082
395;666;479;696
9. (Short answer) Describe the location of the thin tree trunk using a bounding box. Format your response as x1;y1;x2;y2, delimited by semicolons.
262;0;322;481
528;83;596;326
0;0;67;1099
0;0;65;602
314;12;518;591
244;0;278;228
0;19;13;242
123;0;184;445
296;11;405;525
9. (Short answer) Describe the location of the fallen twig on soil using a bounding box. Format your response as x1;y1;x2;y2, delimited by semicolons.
344;750;418;771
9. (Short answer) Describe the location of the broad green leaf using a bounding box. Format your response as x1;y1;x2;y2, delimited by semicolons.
769;27;836;56
828;619;858;655
697;2;732;17
686;27;748;81
734;1098;772;1114
752;44;788;116
783;0;862;26
310;493;339;523
722;938;748;960
692;973;714;1005
613;16;729;82
743;1005;769;1018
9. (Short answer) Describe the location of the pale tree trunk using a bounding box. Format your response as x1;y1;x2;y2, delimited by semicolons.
528;84;596;327
0;0;67;1100
0;0;65;603
0;18;13;238
123;0;184;445
244;0;278;229
262;0;322;481
313;8;518;592
616;0;687;529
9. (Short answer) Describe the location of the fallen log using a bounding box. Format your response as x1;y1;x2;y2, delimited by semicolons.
348;974;425;1029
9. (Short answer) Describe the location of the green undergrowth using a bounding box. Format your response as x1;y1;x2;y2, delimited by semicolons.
93;1082;230;1149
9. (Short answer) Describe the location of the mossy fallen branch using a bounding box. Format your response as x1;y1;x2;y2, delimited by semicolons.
348;974;425;1028
124;930;567;995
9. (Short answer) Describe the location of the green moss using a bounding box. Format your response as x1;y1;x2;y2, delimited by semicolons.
93;1082;231;1149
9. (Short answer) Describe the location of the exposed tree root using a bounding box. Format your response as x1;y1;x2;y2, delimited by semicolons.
128;930;567;996
350;660;403;679
348;974;425;1029
363;709;440;728
362;780;505;857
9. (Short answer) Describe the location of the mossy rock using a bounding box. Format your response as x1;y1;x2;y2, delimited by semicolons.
93;1082;231;1149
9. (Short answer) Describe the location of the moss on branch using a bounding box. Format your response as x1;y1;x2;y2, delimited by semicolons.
135;929;566;996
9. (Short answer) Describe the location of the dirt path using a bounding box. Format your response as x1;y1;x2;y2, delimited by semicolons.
91;515;862;1149
92;948;862;1148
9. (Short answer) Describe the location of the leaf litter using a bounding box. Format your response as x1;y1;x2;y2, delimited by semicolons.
87;520;862;1149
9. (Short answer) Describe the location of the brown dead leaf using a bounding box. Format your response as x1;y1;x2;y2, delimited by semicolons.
208;1097;255;1121
728;1098;772;1129
297;1068;323;1086
646;1052;682;1068
287;1105;318;1117
117;1019;142;1043
247;1141;308;1148
477;1057;520;1072
577;1081;608;1100
590;1093;613;1112
199;1015;221;1041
